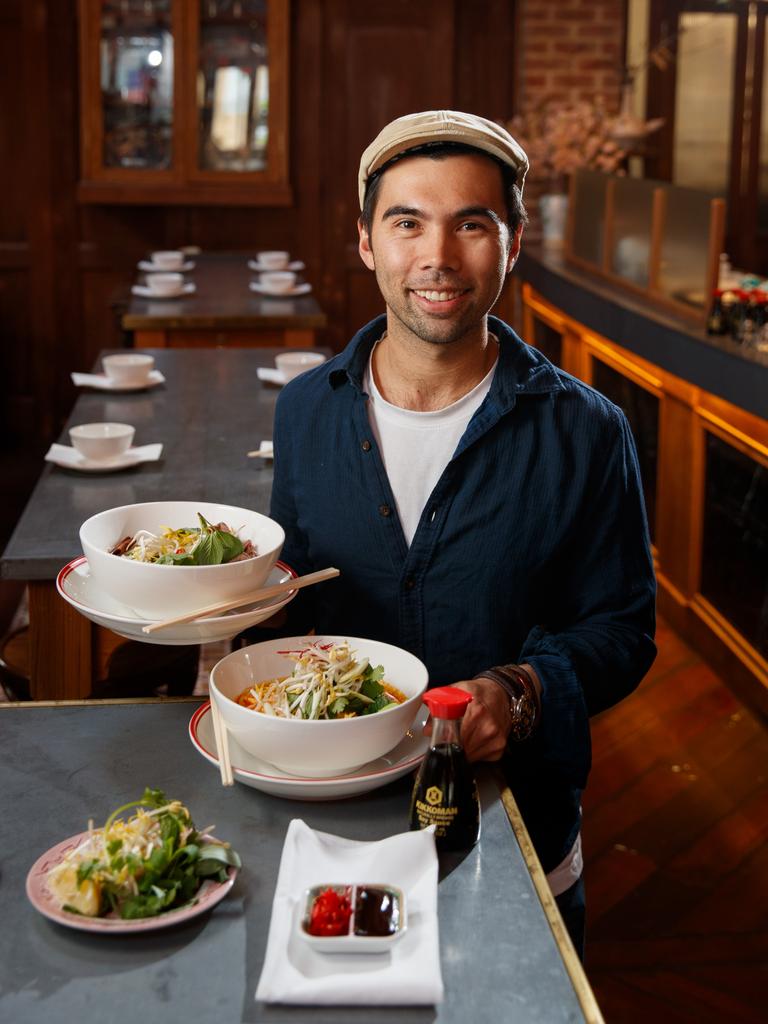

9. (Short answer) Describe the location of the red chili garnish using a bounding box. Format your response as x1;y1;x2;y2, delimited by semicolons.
308;888;352;937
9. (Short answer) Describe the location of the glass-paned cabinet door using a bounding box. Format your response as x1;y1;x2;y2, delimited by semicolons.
100;0;175;171
195;1;269;173
78;0;290;204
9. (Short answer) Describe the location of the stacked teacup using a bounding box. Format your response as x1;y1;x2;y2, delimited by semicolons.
254;251;297;294
145;250;187;298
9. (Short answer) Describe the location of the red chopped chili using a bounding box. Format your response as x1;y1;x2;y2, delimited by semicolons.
307;887;352;937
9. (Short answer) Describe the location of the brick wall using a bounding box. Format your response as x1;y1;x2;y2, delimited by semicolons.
518;0;625;109
515;0;626;228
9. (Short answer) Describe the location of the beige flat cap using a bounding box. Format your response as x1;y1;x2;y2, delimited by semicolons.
358;109;529;208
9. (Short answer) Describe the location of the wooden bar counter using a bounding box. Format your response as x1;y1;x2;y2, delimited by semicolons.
122;252;327;349
516;246;768;718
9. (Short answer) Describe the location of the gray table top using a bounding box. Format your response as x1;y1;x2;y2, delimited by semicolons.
122;252;327;330
1;348;296;581
0;701;590;1024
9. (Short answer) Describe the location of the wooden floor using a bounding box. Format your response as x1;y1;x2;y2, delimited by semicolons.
583;617;768;1023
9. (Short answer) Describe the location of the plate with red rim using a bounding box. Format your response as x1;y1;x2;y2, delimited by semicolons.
189;702;429;800
56;557;297;646
26;831;238;934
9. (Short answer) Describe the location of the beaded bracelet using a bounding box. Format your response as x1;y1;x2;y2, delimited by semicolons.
474;664;541;742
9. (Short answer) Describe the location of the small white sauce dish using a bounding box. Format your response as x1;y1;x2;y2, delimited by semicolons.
298;884;407;954
102;353;155;387
69;423;135;460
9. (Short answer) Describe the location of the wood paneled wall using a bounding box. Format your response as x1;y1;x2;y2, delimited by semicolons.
0;0;522;454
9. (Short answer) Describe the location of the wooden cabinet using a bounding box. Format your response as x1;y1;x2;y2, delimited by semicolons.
77;0;290;205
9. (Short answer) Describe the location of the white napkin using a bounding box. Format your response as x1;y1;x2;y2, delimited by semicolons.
45;443;163;468
256;819;443;1006
70;370;166;390
256;367;287;385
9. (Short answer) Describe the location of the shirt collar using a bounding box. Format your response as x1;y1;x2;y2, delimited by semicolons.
326;313;565;407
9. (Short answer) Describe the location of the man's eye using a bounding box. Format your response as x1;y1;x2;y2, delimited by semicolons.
396;219;417;229
459;221;482;231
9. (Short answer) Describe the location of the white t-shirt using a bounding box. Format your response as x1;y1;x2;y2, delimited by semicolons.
363;349;496;546
364;341;581;897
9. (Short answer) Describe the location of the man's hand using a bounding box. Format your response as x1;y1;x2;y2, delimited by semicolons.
450;678;511;763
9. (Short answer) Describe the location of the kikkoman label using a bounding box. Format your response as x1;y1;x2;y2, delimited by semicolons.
413;787;458;836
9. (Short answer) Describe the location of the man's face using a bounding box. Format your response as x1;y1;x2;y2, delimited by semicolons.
358;152;521;347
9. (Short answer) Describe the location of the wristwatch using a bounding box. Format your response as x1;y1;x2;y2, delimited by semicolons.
474;664;540;742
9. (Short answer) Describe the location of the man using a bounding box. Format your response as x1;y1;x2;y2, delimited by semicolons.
269;110;656;956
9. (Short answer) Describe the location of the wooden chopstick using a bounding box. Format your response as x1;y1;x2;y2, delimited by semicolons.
141;566;340;634
246;449;273;458
209;699;234;787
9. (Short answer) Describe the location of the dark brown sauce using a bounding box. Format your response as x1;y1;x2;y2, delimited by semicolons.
353;886;400;936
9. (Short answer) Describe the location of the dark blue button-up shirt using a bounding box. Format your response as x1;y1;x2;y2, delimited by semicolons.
270;314;656;870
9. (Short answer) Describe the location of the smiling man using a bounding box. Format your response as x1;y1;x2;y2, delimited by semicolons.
268;111;657;957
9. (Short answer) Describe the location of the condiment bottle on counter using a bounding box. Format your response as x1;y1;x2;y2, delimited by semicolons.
409;686;480;851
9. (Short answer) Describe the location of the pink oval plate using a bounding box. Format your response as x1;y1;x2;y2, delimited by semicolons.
26;831;238;934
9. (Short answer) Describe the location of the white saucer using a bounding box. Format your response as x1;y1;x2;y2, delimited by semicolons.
132;283;196;298
57;558;298;646
189;703;429;800
45;443;163;473
138;260;195;272
248;259;304;273
70;370;166;392
249;282;312;298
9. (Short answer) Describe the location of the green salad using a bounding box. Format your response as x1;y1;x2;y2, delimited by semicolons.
46;788;241;919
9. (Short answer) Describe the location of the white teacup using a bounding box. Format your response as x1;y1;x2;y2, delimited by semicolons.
102;353;155;387
150;250;185;270
260;271;296;294
257;250;290;270
146;272;184;296
70;423;135;460
275;351;327;381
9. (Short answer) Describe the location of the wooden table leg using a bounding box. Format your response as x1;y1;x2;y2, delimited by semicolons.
28;582;93;700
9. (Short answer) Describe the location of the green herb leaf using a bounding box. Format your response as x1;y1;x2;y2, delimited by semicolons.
363;692;396;715
328;696;348;717
360;676;384;700
193;514;244;565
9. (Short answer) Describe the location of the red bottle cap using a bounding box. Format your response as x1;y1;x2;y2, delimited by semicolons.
422;686;474;719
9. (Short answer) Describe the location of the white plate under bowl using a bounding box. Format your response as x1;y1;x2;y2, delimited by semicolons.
138;259;195;272
249;282;311;298
248;259;304;273
56;557;297;645
188;702;429;800
70;370;166;392
132;283;196;299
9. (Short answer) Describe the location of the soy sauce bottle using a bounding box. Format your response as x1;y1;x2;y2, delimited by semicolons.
409;686;480;851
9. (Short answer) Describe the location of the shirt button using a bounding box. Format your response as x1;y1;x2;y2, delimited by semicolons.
404;576;416;590
361;439;372;452
378;504;391;517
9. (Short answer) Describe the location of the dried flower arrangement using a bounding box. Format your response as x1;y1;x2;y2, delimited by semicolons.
507;92;663;192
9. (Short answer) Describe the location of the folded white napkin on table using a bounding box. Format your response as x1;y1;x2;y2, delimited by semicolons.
256;367;287;385
256;818;443;1006
70;370;166;389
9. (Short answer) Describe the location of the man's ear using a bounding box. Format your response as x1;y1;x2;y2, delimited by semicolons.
358;218;376;271
506;224;523;274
